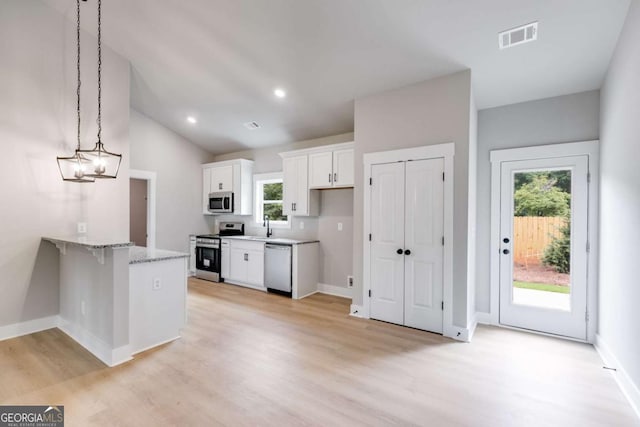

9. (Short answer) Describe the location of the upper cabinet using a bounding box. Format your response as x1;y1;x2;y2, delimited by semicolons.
202;159;254;215
280;142;353;216
308;144;354;189
282;155;319;216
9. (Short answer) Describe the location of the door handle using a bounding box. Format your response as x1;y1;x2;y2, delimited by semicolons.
502;249;510;255
396;249;403;255
404;249;411;256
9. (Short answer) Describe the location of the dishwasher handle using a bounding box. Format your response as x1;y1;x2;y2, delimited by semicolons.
266;244;292;250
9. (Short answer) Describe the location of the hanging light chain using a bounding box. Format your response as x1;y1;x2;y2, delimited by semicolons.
97;0;102;145
76;0;81;151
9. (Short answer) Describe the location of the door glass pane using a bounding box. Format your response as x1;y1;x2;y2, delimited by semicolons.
512;170;571;311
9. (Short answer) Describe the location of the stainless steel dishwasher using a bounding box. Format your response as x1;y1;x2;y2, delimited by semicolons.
264;243;292;295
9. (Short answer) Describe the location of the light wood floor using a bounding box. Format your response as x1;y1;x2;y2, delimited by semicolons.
1;278;637;426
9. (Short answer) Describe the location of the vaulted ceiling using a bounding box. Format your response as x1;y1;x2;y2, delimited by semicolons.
46;0;630;154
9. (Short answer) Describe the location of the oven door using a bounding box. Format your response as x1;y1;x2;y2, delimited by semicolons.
208;193;234;213
195;244;220;281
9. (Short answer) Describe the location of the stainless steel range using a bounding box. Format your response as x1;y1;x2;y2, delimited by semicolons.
195;222;244;282
195;234;221;282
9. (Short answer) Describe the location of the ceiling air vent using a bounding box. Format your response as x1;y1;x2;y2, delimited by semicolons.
499;22;538;50
243;121;260;130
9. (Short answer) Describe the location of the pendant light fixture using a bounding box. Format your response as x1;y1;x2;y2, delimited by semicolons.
57;0;95;183
79;0;122;179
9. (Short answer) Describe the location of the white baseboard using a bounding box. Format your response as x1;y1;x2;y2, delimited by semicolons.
132;335;181;356
58;318;132;367
317;283;353;299
297;290;318;299
475;311;493;325
467;314;479;342
349;304;364;318
0;315;60;342
444;324;472;342
594;334;640;420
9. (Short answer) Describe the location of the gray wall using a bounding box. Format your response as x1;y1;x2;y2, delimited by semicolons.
353;70;473;327
475;90;600;313
130;110;216;252
0;1;130;327
214;133;355;288
598;0;640;397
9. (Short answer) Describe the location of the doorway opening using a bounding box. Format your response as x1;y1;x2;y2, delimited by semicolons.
129;169;157;249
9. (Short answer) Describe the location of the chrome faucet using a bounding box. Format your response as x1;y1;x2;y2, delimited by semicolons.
263;214;273;238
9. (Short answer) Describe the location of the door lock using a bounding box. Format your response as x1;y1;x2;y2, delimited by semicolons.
502;249;510;255
404;249;411;256
396;249;403;255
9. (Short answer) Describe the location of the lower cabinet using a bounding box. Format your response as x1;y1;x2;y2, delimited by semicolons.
226;240;265;288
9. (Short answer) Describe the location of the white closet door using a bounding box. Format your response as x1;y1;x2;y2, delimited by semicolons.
404;159;444;333
370;162;406;325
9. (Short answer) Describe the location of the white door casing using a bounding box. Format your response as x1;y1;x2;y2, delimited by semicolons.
369;162;405;325
404;159;445;333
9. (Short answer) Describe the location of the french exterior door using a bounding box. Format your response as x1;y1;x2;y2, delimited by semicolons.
499;155;589;340
369;158;444;333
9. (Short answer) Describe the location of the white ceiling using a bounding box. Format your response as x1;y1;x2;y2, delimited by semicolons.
46;0;630;154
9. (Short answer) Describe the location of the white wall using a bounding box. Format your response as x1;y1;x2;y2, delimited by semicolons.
475;90;600;313
353;70;473;327
214;133;355;288
598;0;640;406
0;1;130;329
129;110;216;252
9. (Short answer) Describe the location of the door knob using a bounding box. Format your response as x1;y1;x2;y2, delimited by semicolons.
397;249;403;255
404;249;411;255
502;249;510;255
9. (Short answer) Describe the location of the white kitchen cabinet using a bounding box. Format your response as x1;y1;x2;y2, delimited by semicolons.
202;159;253;215
308;151;334;188
332;148;354;187
220;239;230;280
308;148;354;188
282;155;319;216
226;240;265;288
210;165;233;192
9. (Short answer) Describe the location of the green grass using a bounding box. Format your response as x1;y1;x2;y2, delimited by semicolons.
513;281;570;294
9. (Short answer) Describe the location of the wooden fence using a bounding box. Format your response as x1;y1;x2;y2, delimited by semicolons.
513;216;565;266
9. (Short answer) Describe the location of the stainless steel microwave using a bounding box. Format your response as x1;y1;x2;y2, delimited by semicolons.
208;192;234;213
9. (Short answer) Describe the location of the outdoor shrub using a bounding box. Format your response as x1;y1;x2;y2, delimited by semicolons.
543;220;571;273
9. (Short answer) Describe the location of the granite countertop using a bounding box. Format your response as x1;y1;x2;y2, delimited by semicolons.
129;246;190;264
219;235;320;245
43;236;133;249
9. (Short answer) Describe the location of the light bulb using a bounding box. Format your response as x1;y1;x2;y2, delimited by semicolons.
73;161;86;178
93;157;107;175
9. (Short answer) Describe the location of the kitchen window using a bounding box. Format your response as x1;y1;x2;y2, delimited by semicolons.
254;173;290;227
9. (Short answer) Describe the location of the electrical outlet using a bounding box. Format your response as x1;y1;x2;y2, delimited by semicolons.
81;301;86;316
77;222;87;234
152;278;161;291
299;221;304;230
337;222;343;231
347;275;354;288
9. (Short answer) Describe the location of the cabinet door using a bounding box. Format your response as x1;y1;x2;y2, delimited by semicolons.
333;149;354;187
229;246;248;283
369;162;406;326
246;249;265;286
308;152;333;189
221;240;230;279
282;157;297;216
210;165;233;192
294;156;310;215
203;168;212;214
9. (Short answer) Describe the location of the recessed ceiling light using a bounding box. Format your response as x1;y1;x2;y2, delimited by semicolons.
274;88;286;98
187;116;197;124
